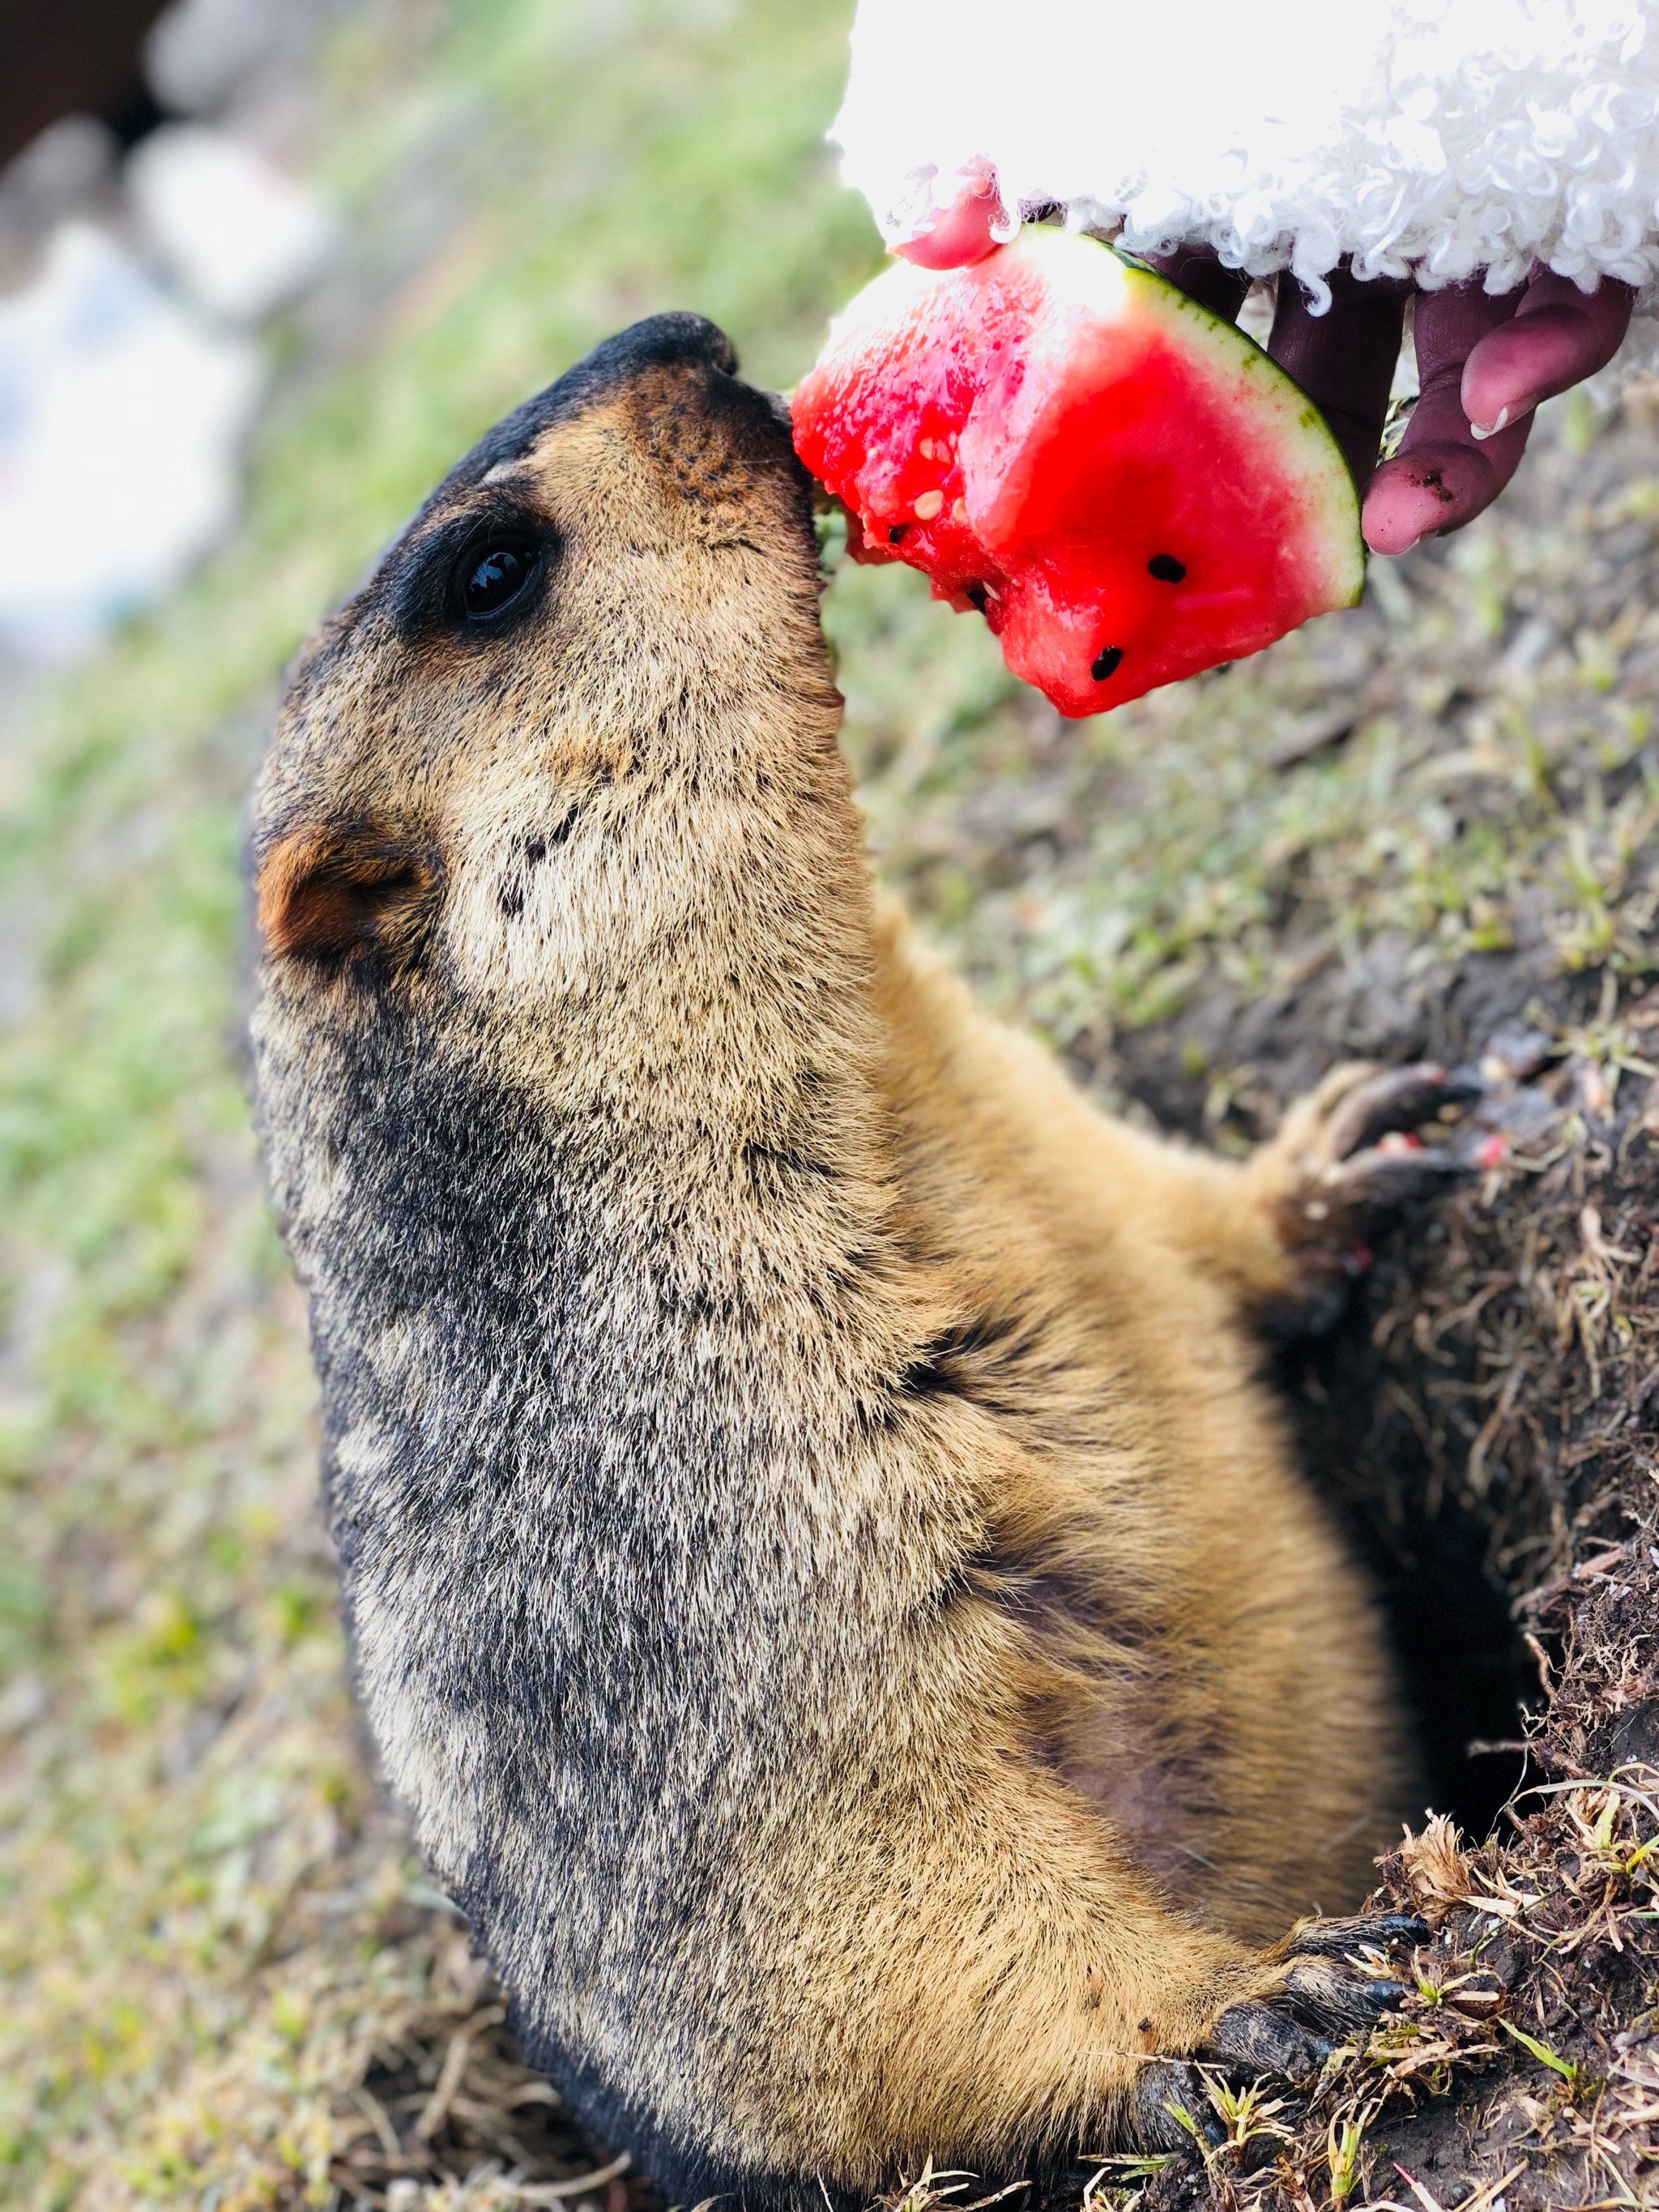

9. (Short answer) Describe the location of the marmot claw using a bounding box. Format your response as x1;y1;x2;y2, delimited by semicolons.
1204;1911;1423;2081
1265;1060;1485;1275
1130;2056;1226;2151
1279;1908;1431;1957
1306;1062;1484;1168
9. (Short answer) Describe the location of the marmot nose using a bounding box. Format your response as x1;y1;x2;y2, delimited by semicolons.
608;311;739;380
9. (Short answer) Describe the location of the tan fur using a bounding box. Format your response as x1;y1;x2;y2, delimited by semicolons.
249;317;1414;2200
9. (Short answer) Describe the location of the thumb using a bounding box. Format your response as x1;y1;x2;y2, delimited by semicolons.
893;169;1007;270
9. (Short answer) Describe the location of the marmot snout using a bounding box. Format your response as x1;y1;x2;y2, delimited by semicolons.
250;311;1439;2205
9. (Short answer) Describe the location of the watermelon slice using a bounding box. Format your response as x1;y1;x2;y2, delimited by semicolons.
791;229;1364;718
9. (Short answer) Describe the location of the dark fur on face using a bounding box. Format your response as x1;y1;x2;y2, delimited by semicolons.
250;313;1421;2206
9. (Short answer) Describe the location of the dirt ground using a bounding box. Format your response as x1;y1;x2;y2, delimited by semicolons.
868;390;1659;2210
861;389;1659;2210
3;3;1659;2207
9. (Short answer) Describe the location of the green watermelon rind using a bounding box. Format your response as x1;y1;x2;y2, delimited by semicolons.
812;228;1366;617
1020;230;1365;611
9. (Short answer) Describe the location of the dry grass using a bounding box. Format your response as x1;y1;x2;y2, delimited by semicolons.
0;4;876;2206
910;405;1659;2212
829;292;1659;2212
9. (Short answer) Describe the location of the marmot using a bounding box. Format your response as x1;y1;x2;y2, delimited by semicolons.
250;313;1459;2206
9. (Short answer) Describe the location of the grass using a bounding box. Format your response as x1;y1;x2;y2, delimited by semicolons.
0;5;883;2203
3;0;1659;2206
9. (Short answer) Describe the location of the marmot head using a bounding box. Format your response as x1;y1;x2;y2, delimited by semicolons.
245;320;907;1984
251;312;855;1131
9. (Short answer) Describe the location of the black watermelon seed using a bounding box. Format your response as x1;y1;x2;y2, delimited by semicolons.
888;524;907;544
1090;645;1124;682
964;582;988;612
1148;553;1186;583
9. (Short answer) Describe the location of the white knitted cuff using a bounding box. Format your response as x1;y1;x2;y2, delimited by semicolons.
834;0;1659;364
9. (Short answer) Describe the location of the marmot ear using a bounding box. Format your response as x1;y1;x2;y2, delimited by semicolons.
256;826;438;965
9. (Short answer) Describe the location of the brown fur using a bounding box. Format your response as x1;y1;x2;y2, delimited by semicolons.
249;314;1422;2204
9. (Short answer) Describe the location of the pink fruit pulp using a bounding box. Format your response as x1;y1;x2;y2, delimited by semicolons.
792;233;1363;718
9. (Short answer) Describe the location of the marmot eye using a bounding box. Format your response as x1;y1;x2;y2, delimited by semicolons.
460;540;538;621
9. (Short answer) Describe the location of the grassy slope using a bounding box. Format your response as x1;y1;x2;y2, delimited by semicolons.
0;6;880;2204
4;1;1659;2206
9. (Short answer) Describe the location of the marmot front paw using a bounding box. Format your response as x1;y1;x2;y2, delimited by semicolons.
1208;1910;1426;2072
1248;1061;1484;1329
1131;1911;1426;2150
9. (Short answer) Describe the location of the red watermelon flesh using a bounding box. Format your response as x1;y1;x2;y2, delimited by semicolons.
791;229;1363;718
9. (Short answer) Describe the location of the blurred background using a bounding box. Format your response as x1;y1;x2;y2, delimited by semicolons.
3;4;1658;2208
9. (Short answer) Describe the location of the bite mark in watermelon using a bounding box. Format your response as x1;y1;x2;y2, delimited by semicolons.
791;230;1364;718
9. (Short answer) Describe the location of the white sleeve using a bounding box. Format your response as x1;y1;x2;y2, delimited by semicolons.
832;0;1659;310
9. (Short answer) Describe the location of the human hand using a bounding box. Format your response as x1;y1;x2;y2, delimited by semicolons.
896;185;1633;556
893;164;1004;269
1162;254;1632;553
1361;270;1632;553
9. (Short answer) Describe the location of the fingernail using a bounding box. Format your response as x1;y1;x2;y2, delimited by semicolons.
1468;405;1509;441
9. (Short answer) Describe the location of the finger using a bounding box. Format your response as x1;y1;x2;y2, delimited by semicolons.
1268;266;1410;492
1146;244;1250;323
893;169;1004;269
1363;422;1532;554
1461;269;1634;436
1363;280;1532;553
